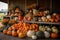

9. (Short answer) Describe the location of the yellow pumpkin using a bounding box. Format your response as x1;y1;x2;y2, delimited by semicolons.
18;32;26;38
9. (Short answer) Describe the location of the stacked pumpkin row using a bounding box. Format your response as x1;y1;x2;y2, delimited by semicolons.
3;21;59;39
3;21;39;39
37;13;60;22
18;13;60;22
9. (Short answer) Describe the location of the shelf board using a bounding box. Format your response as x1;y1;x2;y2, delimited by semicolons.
25;21;60;25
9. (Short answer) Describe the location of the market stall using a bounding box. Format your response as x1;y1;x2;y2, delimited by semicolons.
0;0;60;40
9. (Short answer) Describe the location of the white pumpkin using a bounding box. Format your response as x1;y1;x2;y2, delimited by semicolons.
53;13;56;16
27;30;35;37
44;31;50;38
46;15;51;19
32;35;37;39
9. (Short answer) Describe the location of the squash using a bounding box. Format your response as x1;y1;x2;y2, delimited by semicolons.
39;26;45;32
51;33;58;38
45;26;51;33
18;32;26;38
12;30;17;37
44;31;50;38
32;35;37;39
27;30;35;37
36;31;44;38
52;26;58;33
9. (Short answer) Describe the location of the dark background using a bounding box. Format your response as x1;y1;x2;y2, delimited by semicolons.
0;0;60;13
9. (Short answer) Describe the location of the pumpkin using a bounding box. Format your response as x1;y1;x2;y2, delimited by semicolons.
51;33;58;38
32;35;37;39
3;29;8;34
17;30;20;34
12;30;17;37
27;30;35;37
45;26;51;33
8;27;12;31
41;16;46;22
55;19;58;22
18;32;26;38
36;31;44;38
44;31;50;38
7;30;12;35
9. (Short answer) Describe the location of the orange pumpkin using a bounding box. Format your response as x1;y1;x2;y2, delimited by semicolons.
3;29;8;34
7;30;12;35
12;30;17;37
51;33;58;38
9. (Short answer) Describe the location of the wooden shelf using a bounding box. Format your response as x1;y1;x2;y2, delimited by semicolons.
25;21;60;25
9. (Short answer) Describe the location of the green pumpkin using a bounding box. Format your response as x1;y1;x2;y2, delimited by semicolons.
36;31;45;38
